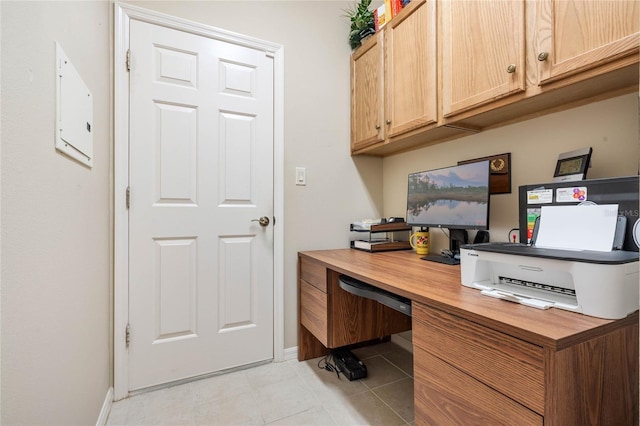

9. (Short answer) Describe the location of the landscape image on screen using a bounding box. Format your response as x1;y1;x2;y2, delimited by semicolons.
406;161;490;228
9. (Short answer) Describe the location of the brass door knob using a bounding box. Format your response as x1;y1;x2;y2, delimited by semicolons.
386;119;391;125
251;216;270;227
375;124;381;130
506;64;516;73
537;52;549;61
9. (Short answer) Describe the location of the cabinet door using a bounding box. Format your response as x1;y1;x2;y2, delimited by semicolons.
442;0;526;117
351;33;384;152
386;0;437;139
300;280;328;346
537;0;639;85
413;303;544;414
414;347;543;425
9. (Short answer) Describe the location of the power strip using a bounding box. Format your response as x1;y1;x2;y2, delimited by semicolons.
332;348;367;381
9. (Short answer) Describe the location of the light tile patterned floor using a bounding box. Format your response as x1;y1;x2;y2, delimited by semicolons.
107;341;414;426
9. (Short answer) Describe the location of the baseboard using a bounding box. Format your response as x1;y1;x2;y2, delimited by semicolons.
283;346;298;361
391;333;413;353
96;387;114;426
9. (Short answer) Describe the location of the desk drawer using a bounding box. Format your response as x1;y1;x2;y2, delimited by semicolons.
300;256;327;292
414;347;543;425
413;303;544;414
300;279;328;346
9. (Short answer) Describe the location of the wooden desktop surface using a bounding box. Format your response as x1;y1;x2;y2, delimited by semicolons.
299;249;637;349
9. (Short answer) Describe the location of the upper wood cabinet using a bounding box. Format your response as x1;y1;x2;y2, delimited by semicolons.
351;0;437;154
537;0;640;85
441;0;526;118
441;0;638;125
350;32;384;152
350;0;639;156
385;0;437;139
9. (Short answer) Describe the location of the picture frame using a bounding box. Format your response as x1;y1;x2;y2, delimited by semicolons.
459;153;511;194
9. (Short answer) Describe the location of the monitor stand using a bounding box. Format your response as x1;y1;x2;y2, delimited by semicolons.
421;228;468;266
449;228;469;253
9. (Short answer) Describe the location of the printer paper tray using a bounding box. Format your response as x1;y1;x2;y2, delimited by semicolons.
481;289;553;310
472;281;580;313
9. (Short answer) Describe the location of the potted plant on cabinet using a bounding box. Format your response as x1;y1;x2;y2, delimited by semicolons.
345;0;375;50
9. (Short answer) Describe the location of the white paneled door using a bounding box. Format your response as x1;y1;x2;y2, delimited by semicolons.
128;19;274;391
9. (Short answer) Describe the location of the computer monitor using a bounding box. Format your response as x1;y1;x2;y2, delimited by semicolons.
406;160;490;254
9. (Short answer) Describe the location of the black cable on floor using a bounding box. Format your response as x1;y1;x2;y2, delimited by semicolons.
317;353;341;380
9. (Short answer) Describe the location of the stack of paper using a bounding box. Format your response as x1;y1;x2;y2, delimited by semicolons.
534;204;619;252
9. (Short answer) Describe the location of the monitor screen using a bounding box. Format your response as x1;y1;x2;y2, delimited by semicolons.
406;161;490;230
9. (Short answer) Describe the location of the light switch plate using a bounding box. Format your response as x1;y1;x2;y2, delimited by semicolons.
55;42;93;168
296;167;306;186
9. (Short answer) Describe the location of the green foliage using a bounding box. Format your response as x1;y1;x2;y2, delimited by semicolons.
344;0;375;49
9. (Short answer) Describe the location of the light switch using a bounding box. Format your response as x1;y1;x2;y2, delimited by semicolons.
296;167;306;186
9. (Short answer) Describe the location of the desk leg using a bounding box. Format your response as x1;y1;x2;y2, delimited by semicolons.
298;323;330;361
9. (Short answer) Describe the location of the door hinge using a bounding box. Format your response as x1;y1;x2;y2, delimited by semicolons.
126;186;130;209
126;49;131;71
126;323;131;348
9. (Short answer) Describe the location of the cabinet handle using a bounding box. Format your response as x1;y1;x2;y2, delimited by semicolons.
375;124;381;130
537;52;549;62
386;119;391;125
506;64;516;74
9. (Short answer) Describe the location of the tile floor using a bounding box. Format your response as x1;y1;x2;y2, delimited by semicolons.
107;341;414;426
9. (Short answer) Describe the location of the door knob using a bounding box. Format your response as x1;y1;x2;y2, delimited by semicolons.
506;64;516;73
251;216;270;227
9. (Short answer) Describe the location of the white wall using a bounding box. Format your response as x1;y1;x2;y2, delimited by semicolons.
383;93;640;253
1;1;111;424
123;0;385;349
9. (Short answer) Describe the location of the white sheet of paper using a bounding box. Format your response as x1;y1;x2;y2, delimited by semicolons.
534;204;618;252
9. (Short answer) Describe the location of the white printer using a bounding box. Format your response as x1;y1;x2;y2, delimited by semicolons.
460;243;639;320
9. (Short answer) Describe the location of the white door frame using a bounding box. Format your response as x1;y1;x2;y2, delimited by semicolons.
113;2;285;400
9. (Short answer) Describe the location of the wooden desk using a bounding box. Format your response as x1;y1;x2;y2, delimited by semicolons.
298;249;639;425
